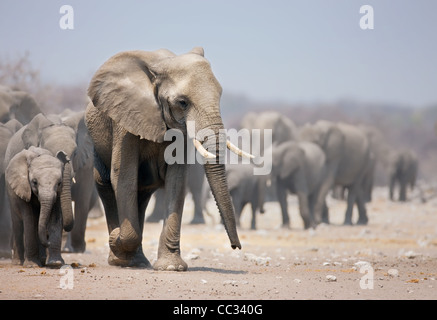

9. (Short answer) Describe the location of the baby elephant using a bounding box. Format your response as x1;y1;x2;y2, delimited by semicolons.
5;146;71;267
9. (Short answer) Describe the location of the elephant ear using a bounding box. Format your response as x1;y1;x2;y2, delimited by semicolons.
6;149;37;202
22;113;53;149
279;146;303;180
63;111;93;170
322;125;344;162
87;50;175;143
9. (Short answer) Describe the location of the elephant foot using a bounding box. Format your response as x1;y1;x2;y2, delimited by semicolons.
343;220;353;226
46;257;65;268
23;258;43;268
63;242;86;253
357;217;369;225
108;247;152;269
153;254;188;271
145;214;163;223
189;215;205;225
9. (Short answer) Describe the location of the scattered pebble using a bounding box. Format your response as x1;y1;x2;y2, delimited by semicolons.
326;275;337;282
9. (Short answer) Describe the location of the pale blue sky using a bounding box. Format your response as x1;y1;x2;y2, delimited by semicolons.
0;0;436;107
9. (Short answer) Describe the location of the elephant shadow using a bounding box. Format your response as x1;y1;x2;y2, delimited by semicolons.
188;266;247;275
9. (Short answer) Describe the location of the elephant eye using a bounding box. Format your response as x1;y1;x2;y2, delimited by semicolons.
31;179;38;187
177;99;188;110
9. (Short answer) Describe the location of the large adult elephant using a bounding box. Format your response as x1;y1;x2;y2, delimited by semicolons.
299;120;372;225
0;119;23;257
268;141;328;229
388;148;418;201
0;86;42;125
84;48;247;270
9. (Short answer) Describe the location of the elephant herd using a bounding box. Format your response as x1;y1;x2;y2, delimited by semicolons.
0;48;419;271
230;111;418;231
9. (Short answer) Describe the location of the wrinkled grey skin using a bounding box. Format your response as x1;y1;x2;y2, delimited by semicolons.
5;147;69;267
299;120;371;225
0;86;42;125
226;163;269;230
268;141;328;229
0;119;23;257
84;48;241;271
388;148;418;201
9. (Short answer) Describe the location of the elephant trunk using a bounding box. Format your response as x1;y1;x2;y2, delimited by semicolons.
38;197;55;247
60;162;74;232
199;121;241;250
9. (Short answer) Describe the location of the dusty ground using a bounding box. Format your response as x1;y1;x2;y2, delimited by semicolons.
0;187;436;301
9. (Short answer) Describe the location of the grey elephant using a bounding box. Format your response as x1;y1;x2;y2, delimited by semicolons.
85;47;249;270
268;141;328;229
388;148;418;201
5;146;70;267
0;86;42;125
240;110;297;156
226;163;269;230
0;119;23;257
5;111;99;253
299;120;372;225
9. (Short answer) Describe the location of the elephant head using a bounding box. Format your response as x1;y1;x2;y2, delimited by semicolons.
87;47;251;250
5;147;70;247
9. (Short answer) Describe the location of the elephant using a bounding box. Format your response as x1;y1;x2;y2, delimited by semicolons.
5;111;100;253
240;110;298;157
388;148;418;201
267;141;328;229
84;47;249;270
299;120;372;225
0;85;42;125
5;146;70;267
226;163;269;230
0;119;23;257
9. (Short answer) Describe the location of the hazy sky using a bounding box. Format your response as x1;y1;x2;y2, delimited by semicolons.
0;0;436;107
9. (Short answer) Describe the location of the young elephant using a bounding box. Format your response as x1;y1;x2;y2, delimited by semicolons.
270;141;328;229
226;164;269;230
5;146;70;267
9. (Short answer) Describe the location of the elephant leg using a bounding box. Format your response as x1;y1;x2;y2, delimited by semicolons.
399;181;407;201
297;192;313;229
154;163;188;271
146;188;165;222
313;175;335;225
389;176;395;201
11;213;24;265
22;207;42;267
344;186;356;225
94;161;118;234
322;200;330;224
190;190;206;224
355;190;368;225
276;181;290;228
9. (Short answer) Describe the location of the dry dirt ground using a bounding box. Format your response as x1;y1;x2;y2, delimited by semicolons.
0;187;436;302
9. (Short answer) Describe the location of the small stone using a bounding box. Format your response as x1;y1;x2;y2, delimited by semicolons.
387;269;399;277
326;275;337;282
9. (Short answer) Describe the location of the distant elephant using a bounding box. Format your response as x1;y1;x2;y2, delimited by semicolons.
0;119;23;257
0;86;42;125
226;163;269;230
299;120;371;225
5;147;70;267
269;141;328;229
85;47;248;270
388;148;418;201
240;111;297;156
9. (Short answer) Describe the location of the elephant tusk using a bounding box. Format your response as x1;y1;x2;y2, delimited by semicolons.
193;139;216;159
226;140;255;159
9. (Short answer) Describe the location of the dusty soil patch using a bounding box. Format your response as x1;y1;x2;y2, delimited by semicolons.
0;187;436;300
